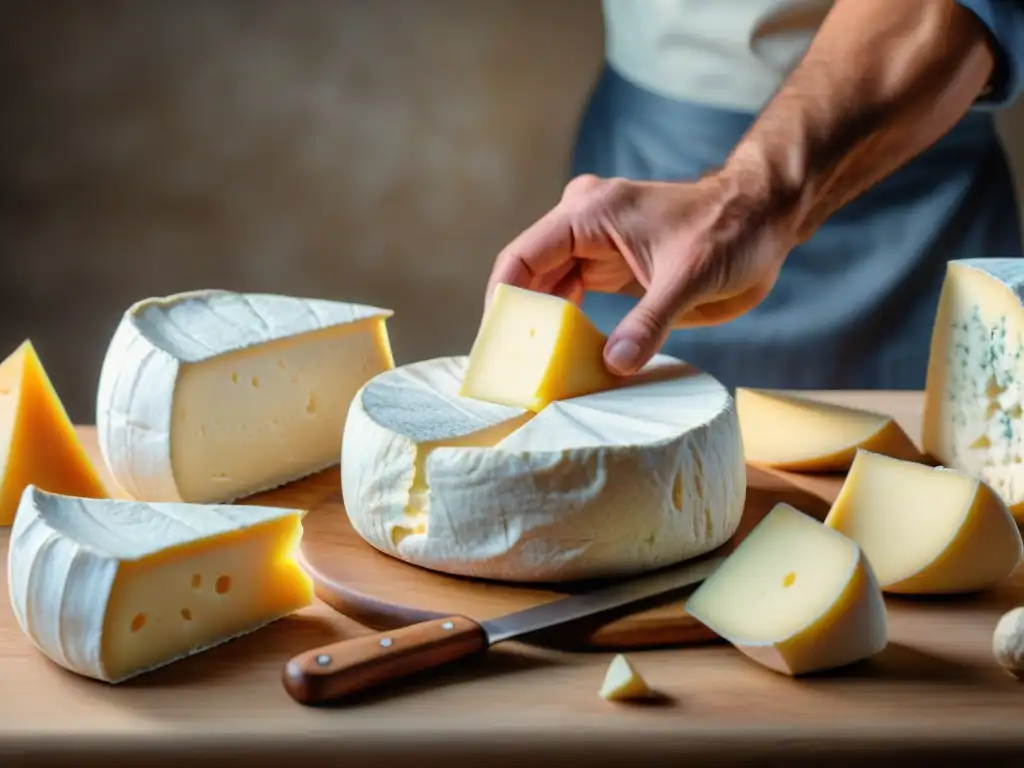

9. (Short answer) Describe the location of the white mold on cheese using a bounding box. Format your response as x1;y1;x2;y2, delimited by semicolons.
96;289;394;503
342;355;745;582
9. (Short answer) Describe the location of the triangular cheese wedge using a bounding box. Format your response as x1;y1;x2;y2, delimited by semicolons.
460;283;617;412
824;450;1022;594
8;485;313;683
96;289;394;503
0;340;107;525
736;388;922;472
686;503;888;676
599;654;651;701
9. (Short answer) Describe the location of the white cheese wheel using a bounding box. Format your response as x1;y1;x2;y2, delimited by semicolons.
96;289;394;503
342;355;745;582
7;485;312;683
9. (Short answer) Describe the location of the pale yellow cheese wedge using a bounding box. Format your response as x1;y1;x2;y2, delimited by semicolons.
599;653;652;701
460;283;617;412
685;503;888;676
824;450;1022;594
9;486;313;683
736;388;923;472
0;340;108;525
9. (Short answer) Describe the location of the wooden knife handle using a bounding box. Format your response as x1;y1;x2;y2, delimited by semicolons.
282;615;488;705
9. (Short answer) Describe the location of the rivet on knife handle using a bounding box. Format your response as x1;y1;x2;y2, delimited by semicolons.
282;616;487;705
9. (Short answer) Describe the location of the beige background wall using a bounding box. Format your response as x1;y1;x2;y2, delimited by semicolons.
2;0;1023;421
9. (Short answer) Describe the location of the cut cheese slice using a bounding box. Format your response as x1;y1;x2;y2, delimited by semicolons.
824;450;1022;594
736;387;922;472
923;258;1024;523
460;283;617;411
599;654;651;701
685;503;888;676
96;289;394;503
0;340;107;525
343;355;745;582
7;485;313;683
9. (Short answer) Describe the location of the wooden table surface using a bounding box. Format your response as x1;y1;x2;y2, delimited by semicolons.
2;391;1024;768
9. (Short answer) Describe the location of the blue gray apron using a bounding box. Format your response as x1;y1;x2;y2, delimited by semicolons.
572;65;1023;390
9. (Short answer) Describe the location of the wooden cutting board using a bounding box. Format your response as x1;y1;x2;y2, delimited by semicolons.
69;391;911;650
261;390;921;649
296;464;845;649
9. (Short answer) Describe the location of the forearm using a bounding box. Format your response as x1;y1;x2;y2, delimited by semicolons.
724;0;996;243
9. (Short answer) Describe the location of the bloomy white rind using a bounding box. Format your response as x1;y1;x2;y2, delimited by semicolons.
96;314;180;500
342;355;746;583
7;485;305;684
96;289;393;503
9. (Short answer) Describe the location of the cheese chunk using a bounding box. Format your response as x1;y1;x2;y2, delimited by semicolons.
736;387;922;472
0;341;107;525
343;355;745;582
993;606;1024;678
460;283;616;411
96;289;394;503
824;450;1022;594
599;654;651;701
685;503;888;676
923;259;1024;523
7;485;313;683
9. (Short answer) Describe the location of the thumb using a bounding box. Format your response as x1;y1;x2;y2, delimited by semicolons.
603;280;689;376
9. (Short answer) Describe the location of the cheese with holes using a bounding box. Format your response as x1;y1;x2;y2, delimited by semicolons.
460;283;617;411
736;388;922;471
96;289;394;503
824;450;1022;594
923;258;1024;523
599;654;651;701
1;341;107;525
7;485;312;683
685;503;888;676
342;355;744;582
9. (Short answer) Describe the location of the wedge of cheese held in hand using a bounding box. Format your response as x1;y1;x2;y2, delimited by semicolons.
8;485;313;684
460;283;616;411
824;450;1022;594
685;503;888;676
96;290;394;503
0;340;107;525
736;388;922;472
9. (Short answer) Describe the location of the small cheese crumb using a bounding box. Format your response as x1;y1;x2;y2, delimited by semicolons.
599;653;651;701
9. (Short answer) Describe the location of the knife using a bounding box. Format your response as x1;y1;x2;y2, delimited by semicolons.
281;553;724;705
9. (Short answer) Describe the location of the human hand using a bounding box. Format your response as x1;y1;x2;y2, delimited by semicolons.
485;171;798;376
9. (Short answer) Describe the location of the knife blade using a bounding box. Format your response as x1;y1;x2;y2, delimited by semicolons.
282;553;724;705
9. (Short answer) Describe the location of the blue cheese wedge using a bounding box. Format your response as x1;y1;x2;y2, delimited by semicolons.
924;258;1024;523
